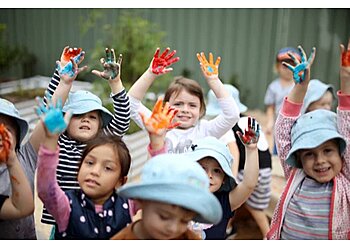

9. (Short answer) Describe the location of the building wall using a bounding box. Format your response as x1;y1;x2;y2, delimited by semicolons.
1;8;349;109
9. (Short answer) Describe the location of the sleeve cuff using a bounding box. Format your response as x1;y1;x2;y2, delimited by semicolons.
148;143;167;157
337;90;350;110
280;97;303;117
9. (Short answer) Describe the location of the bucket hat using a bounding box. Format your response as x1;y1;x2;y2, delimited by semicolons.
301;79;334;114
117;153;223;225
0;98;29;146
276;47;301;61
62;90;112;127
206;84;247;117
185;136;237;192
286;109;346;167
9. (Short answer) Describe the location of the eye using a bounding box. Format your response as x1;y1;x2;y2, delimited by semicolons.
159;214;170;221
173;102;181;107
104;165;113;171
84;159;94;166
214;168;223;174
189;104;198;108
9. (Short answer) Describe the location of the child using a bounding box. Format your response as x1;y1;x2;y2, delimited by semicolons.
110;153;222;240
128;48;240;153
301;79;334;114
267;42;350;239
36;98;132;239
40;47;131;226
0;97;45;239
0;124;34;221
185;128;259;240
264;47;302;154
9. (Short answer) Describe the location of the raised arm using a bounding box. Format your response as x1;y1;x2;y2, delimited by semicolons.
228;117;259;210
35;94;72;233
128;47;180;100
92;48;130;136
0;125;34;220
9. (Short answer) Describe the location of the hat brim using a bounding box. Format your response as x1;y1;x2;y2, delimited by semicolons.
63;103;112;127
286;131;346;167
118;183;222;225
186;149;237;191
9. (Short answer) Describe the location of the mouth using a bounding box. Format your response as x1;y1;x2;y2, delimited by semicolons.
79;126;90;130
314;166;331;174
85;179;100;187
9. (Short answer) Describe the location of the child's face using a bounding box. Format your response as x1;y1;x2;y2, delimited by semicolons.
66;110;101;142
198;157;225;193
136;200;196;239
276;61;294;80
306;91;333;113
298;140;342;183
0;114;18;148
78;143;125;205
169;89;201;129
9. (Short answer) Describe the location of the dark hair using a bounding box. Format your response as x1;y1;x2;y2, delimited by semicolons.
80;134;131;178
164;76;206;119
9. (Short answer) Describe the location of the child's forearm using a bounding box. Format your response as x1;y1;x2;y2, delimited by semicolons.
128;69;157;100
51;79;72;106
109;78;125;95
241;148;259;190
6;157;34;218
208;78;228;99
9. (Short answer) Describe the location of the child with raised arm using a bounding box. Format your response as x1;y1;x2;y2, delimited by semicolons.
110;153;222;240
267;42;350;239
40;47;131;227
0;124;34;221
128;48;239;153
36;97;131;239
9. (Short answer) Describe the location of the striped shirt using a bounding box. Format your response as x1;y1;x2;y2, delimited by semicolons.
281;176;332;240
41;70;130;224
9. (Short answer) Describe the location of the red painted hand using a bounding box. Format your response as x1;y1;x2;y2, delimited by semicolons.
0;124;11;163
151;48;180;75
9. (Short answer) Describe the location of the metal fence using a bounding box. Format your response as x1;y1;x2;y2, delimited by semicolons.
1;8;350;109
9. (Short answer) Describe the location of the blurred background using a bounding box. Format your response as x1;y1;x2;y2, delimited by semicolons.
0;8;349;109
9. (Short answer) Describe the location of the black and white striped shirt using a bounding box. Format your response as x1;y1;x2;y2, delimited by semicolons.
41;70;130;225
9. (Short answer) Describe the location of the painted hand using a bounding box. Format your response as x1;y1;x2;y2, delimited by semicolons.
0;124;11;163
151;47;180;75
196;52;221;76
236;116;260;146
92;48;122;80
35;92;71;135
341;40;350;67
57;51;85;77
283;46;316;84
61;46;82;65
140;97;180;135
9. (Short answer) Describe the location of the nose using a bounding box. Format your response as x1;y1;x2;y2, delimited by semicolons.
90;165;101;176
315;152;326;165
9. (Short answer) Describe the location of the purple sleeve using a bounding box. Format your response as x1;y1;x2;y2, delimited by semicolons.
37;145;71;232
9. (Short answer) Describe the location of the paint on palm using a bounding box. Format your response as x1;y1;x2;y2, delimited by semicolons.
0;124;10;163
151;48;180;75
236;116;260;145
196;52;221;76
57;51;85;77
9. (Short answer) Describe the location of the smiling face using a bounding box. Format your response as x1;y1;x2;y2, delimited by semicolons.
77;143;126;205
169;89;201;129
66;110;101;142
298;140;343;183
198;157;225;193
134;200;196;240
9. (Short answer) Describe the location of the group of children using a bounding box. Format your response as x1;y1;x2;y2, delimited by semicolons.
0;39;349;240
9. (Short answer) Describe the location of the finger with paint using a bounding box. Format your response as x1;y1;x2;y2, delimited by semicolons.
236;116;260;145
92;48;122;80
0;124;11;163
196;52;221;76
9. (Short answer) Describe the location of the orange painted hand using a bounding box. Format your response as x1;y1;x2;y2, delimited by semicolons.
0;124;11;163
140;97;181;135
196;52;221;76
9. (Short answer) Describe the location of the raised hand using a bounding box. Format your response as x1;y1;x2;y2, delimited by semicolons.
196;52;221;76
140;97;180;135
0;124;11;163
340;39;350;94
236;116;260;146
35;92;72;135
92;48;122;80
61;46;82;66
283;46;316;84
151;47;180;75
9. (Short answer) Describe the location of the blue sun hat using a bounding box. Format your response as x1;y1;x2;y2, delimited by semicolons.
62;90;112;127
185;136;237;192
301;79;334;114
206;84;248;117
286;109;346;168
117;153;223;225
0;98;29;146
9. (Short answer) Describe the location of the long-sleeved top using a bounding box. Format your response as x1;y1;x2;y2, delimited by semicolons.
41;70;130;224
267;92;350;240
129;95;240;154
37;145;131;239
